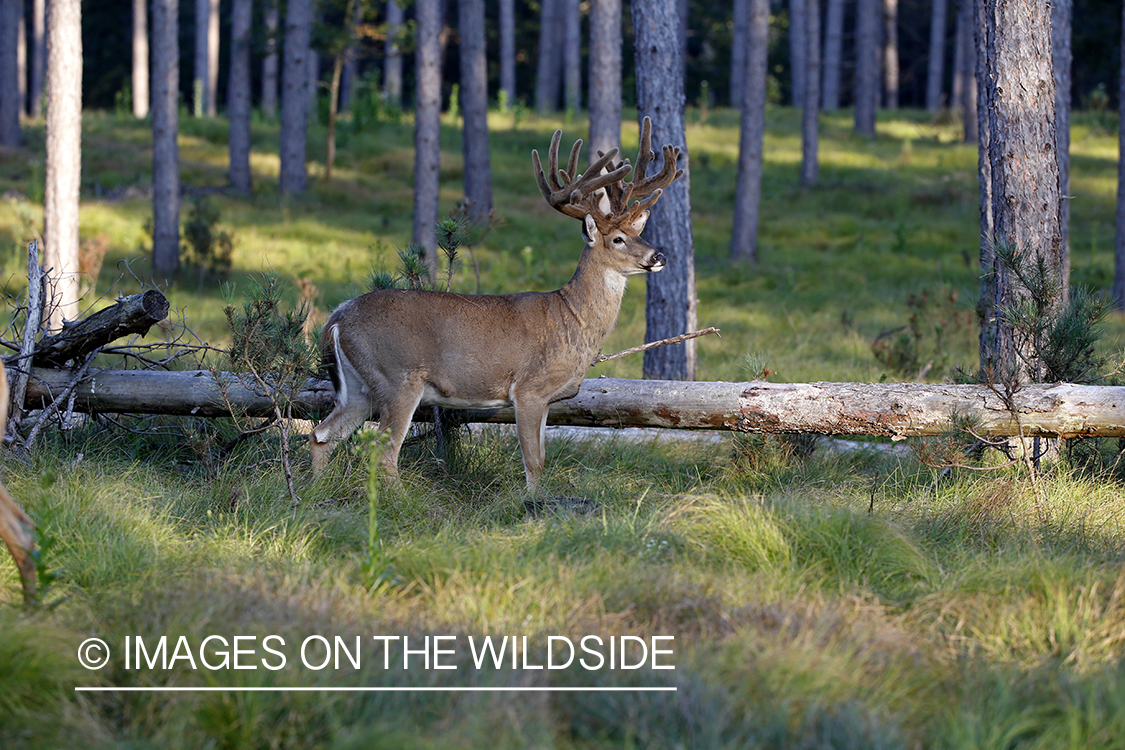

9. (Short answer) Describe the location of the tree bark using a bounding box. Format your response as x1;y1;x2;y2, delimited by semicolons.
801;0;820;188
821;0;844;110
731;0;748;110
788;0;807;107
132;0;149;118
974;0;990;347
30;0;44;118
588;0;622;160
535;0;561;113
228;0;253;192
340;0;361;112
28;290;170;368
883;0;899;109
207;0;219;115
459;0;492;223
413;0;443;271
261;0;279;117
854;0;878;136
635;0;696;381
980;0;1062;380
498;0;516;109
152;0;180;276
384;0;403;105
25;372;1125;441
0;0;21;146
730;0;768;263
43;0;82;330
1052;0;1071;293
193;0;208;116
562;0;581;112
1114;0;1125;309
925;0;946;111
280;0;312;195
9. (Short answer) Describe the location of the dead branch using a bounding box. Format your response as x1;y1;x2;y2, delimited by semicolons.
593;327;721;365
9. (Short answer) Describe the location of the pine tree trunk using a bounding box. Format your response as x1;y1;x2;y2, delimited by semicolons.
821;0;844;110
207;0;219;116
152;0;180;276
588;0;622;159
384;0;403;105
854;0;878;135
194;0;208;116
43;0;82;329
0;0;21;146
801;0;820;187
536;0;561;114
788;0;807;107
730;0;768;263
563;0;581;112
958;0;977;143
980;0;1062;381
261;0;279;117
459;0;492;223
16;8;24;114
228;0;252;193
132;0;149;117
635;0;696;381
498;0;516;109
974;0;991;348
1114;0;1125;309
883;0;899;109
925;0;946;111
1052;0;1071;293
279;0;312;195
413;0;442;271
30;0;44;117
340;0;361;112
731;0;749;110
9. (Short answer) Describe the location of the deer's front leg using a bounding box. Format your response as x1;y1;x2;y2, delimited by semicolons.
512;395;550;492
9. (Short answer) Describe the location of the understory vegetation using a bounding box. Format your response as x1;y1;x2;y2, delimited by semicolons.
0;106;1123;748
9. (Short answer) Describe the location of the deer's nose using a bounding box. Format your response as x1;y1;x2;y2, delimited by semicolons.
649;252;667;269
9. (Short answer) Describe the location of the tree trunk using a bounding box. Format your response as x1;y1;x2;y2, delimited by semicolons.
788;0;807;107
413;0;443;271
883;0;898;109
980;0;1061;380
152;0;180;276
498;0;516;109
459;0;492;223
261;0;279;117
132;0;149;117
535;0;561;113
821;0;844;110
635;0;696;381
30;0;44;118
228;0;253;193
1114;0;1125;309
562;0;581;112
384;0;403;105
43;0;82;330
731;0;748;110
193;0;208;116
207;0;219;115
0;0;21;146
340;0;361;112
16;7;24;114
801;0;820;187
974;0;990;348
588;0;622;160
854;0;878;136
925;0;946;111
29;290;170;367
1052;0;1071;294
26;371;1125;441
279;0;312;195
730;0;768;263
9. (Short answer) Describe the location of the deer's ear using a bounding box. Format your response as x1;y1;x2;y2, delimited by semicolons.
584;213;600;242
631;211;649;235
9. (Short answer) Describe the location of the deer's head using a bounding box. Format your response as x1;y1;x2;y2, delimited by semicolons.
533;117;683;278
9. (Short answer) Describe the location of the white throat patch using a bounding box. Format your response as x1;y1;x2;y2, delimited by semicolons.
604;270;627;296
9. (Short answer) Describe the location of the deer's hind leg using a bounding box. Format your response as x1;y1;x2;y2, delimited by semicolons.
310;339;377;473
372;379;427;481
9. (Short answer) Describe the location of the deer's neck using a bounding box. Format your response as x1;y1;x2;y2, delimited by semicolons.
557;249;627;344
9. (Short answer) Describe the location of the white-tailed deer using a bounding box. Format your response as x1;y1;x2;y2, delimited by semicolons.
310;117;683;490
0;363;37;600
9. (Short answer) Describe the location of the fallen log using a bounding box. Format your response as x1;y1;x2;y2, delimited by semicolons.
21;370;1125;438
28;290;170;368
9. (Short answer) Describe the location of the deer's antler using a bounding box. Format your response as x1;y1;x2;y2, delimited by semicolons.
534;117;684;231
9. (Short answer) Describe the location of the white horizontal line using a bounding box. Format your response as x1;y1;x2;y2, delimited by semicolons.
75;686;677;693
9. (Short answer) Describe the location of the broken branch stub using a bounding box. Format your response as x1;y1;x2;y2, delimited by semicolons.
30;290;170;368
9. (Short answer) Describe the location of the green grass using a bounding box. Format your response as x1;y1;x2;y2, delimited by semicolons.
0;107;1124;748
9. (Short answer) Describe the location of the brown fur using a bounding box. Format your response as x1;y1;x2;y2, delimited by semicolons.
0;363;37;600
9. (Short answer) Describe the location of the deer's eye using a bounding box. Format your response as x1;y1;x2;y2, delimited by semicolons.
612;236;626;245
